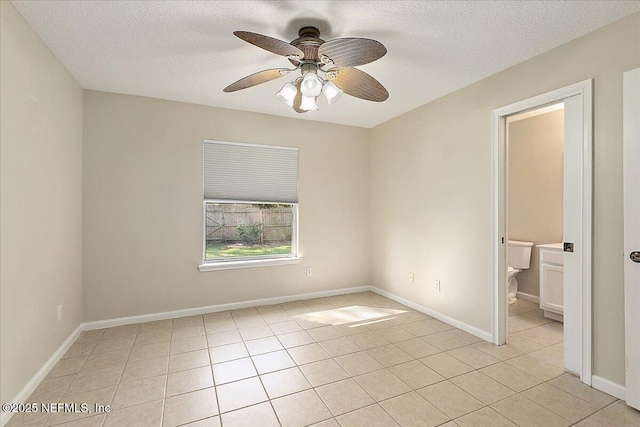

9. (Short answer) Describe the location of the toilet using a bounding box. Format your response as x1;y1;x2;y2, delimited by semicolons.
507;240;534;304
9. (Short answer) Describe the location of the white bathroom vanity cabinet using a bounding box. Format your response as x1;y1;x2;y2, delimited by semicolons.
538;243;565;321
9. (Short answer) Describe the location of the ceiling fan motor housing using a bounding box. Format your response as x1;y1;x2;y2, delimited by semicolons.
291;27;324;62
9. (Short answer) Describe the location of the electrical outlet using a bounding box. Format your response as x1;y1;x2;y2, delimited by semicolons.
57;305;63;321
434;280;441;292
306;267;312;277
408;273;414;283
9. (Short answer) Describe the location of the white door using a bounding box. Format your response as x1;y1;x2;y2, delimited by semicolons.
563;94;583;375
623;67;640;410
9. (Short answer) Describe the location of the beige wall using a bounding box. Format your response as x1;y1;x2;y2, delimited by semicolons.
0;1;83;404
508;110;564;297
82;90;371;322
370;12;639;385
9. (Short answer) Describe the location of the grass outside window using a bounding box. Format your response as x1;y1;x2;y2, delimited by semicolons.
206;241;292;259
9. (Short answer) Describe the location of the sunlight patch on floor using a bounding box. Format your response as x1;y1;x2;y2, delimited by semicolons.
294;305;407;327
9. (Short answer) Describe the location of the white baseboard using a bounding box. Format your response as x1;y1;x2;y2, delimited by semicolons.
1;325;83;427
369;286;493;343
543;310;564;322
591;375;626;400
83;286;372;330
516;291;540;304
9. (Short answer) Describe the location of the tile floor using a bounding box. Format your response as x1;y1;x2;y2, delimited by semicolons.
7;292;640;427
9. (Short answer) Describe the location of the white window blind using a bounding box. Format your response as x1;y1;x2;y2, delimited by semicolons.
203;140;299;203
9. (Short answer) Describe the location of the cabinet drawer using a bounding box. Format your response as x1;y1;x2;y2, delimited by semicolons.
541;250;564;266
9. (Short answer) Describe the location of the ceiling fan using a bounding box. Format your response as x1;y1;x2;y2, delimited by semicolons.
223;26;389;113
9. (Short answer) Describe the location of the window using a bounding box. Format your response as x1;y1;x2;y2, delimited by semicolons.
204;202;296;260
200;140;299;269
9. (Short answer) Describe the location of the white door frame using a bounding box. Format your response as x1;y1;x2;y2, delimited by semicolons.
623;67;640;409
491;79;593;384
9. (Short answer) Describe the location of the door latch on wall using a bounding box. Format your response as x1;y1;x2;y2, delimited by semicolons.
564;242;574;253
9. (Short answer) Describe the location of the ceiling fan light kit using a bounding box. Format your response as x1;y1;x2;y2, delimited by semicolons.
275;82;297;106
322;81;343;105
224;26;389;113
299;94;319;111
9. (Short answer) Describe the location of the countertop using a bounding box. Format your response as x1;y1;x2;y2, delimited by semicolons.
537;242;563;250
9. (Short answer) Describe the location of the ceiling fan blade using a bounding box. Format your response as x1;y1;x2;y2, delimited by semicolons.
292;80;307;114
318;38;387;67
223;68;290;93
234;31;304;58
330;67;389;102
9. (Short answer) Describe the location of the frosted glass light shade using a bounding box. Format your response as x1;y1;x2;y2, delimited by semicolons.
300;95;318;111
276;82;297;106
301;72;323;97
322;81;343;105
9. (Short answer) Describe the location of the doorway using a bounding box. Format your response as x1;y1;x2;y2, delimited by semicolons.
505;103;565;370
492;80;593;385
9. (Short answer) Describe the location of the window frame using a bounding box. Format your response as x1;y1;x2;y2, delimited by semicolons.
199;199;300;270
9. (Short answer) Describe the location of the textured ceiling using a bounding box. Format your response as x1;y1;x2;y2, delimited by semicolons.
11;1;640;128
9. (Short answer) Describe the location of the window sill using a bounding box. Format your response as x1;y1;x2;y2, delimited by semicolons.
198;257;303;272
